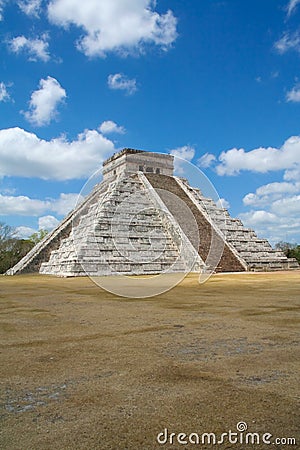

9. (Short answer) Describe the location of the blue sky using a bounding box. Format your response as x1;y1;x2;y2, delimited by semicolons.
0;0;300;245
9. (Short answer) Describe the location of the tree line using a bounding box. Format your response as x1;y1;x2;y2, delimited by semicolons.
274;241;300;264
0;222;48;274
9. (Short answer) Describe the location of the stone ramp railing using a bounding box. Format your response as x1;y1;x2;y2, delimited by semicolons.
138;173;206;273
174;176;248;271
40;173;200;276
177;178;299;271
145;174;247;272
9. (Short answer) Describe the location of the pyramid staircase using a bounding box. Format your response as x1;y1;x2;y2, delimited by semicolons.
6;149;299;276
175;177;299;271
39;173;204;276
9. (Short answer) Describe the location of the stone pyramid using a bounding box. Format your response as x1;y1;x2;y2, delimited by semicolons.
7;149;299;277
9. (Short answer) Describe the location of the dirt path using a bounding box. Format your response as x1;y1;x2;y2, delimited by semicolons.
0;272;299;449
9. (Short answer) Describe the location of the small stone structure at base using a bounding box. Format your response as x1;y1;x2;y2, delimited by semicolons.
7;149;299;276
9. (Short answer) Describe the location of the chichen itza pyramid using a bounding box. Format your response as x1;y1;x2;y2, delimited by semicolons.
7;149;299;277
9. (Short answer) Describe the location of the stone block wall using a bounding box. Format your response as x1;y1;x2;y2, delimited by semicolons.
39;174;203;277
176;177;299;271
145;174;247;272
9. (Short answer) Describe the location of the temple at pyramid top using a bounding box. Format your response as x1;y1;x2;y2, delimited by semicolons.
102;148;174;181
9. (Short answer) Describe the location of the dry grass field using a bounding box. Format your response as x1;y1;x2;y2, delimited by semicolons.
0;271;299;450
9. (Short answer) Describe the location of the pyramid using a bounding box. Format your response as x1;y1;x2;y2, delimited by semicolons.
7;149;299;277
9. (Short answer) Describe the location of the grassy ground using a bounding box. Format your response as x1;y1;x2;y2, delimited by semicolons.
0;271;299;450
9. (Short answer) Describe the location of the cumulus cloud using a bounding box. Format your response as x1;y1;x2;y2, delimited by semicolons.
99;120;125;135
284;167;300;180
271;195;300;217
0;82;11;102
9;35;50;62
38;215;59;230
216;135;300;176
215;134;300;243
170;145;195;162
16;216;61;237
51;193;83;215
15;226;37;239
0;126;115;180
47;0;177;57
274;32;300;54
239;209;300;245
23;76;66;126
240;210;278;226
197;152;216;168
243;181;300;207
108;73;137;95
240;180;300;244
170;145;195;175
0;192;84;217
286;84;300;102
253;181;300;196
17;0;42;17
0;194;50;216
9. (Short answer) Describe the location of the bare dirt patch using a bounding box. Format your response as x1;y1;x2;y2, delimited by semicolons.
0;271;299;449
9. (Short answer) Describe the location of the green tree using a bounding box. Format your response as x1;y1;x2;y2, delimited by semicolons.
275;241;300;264
0;238;34;274
0;222;35;274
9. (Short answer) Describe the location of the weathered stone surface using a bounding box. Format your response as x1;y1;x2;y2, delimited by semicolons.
173;176;298;271
6;149;299;276
38;172;204;276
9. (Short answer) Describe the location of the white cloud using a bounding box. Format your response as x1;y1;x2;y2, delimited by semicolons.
15;226;37;239
15;209;83;238
243;181;300;207
23;76;66;126
170;145;195;162
0;126;115;180
51;193;83;215
287;0;300;16
239;209;300;245
108;73;137;95
256;181;300;196
271;195;300;217
216;135;300;176
170;145;195;175
47;0;177;57
240;180;300;244
243;193;260;207
0;194;50;216
0;82;11;102
240;210;278;226
284;167;300;180
18;0;42;17
99;120;125;135
0;192;84;217
216;135;300;243
9;35;50;62
274;32;300;54
197;152;216;168
286;84;300;102
38;215;59;230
